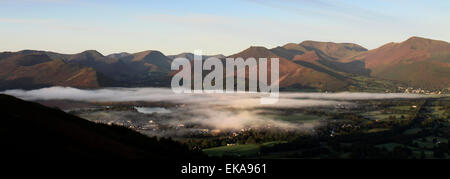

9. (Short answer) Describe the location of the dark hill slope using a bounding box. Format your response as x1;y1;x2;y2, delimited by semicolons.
0;94;203;159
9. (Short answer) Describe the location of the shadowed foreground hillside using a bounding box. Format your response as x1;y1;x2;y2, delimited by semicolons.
0;94;204;159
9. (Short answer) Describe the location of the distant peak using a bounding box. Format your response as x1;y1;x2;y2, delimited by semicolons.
300;40;321;44
82;50;100;53
405;36;450;45
282;43;308;52
128;50;169;62
237;46;271;54
228;46;277;58
209;54;226;58
403;36;449;44
242;46;272;54
114;52;130;55
400;36;450;52
247;46;269;50
178;52;194;55
300;40;365;47
108;52;129;55
242;46;273;54
299;40;337;46
106;52;130;59
404;36;432;43
136;50;164;56
81;50;103;57
300;40;368;54
19;50;43;54
407;36;428;41
283;43;299;46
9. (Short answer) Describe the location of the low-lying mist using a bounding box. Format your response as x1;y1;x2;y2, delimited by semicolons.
1;87;427;135
2;86;424;105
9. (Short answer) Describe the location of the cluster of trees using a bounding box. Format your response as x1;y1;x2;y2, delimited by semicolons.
184;130;308;149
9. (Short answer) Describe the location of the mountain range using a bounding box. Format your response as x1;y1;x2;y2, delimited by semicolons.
1;36;449;91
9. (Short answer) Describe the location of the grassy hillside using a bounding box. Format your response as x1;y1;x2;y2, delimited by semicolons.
345;37;450;89
0;53;104;90
229;46;350;91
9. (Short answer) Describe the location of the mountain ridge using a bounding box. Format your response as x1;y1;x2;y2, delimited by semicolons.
1;36;448;90
343;36;450;88
228;46;350;91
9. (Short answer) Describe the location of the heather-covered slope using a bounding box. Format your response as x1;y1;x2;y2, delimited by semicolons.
118;50;171;73
229;46;350;91
0;53;104;90
0;50;174;89
299;41;368;60
345;37;450;89
271;41;370;76
65;50;141;83
272;41;367;61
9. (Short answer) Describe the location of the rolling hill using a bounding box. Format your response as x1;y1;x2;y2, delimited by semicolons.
270;41;370;76
344;37;450;89
299;41;368;60
168;53;225;61
0;53;105;90
68;50;136;83
107;52;131;59
118;50;171;72
270;41;367;61
0;50;175;89
228;46;350;91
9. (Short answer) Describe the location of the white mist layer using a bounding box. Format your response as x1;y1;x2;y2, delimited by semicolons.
1;87;427;132
134;107;171;114
2;86;424;105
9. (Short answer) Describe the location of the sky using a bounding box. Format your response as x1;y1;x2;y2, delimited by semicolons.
1;0;450;56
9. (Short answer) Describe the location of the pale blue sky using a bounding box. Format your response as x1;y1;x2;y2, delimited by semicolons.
1;0;449;56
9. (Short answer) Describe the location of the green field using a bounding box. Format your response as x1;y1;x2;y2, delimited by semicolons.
363;110;406;121
367;128;390;133
389;105;413;111
274;113;326;123
428;106;447;118
376;143;405;151
348;75;401;92
203;141;286;157
403;128;422;135
413;137;449;149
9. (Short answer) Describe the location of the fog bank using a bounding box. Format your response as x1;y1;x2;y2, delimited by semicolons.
2;86;424;106
1;87;427;133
